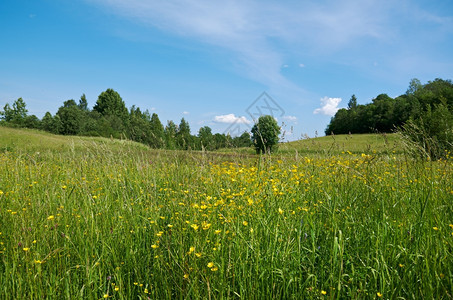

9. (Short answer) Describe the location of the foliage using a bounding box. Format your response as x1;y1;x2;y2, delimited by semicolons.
400;103;453;160
0;98;28;126
176;118;192;150
251;115;281;154
149;113;165;149
326;78;453;135
56;100;83;135
164;120;178;150
198;126;214;151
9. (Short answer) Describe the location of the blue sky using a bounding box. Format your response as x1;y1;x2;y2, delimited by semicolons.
1;0;453;139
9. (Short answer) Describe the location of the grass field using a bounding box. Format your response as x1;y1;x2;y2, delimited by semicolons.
0;127;452;299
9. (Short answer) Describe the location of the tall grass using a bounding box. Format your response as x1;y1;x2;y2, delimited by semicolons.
0;133;452;298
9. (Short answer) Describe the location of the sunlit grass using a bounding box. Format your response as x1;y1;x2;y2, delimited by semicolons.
0;128;452;299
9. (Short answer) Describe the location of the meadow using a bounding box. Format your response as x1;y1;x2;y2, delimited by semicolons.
0;127;452;299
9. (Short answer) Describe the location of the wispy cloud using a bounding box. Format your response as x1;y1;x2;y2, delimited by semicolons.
87;0;400;86
88;0;453;100
214;114;251;124
313;97;342;116
283;115;297;123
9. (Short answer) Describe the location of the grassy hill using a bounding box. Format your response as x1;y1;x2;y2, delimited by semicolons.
0;126;150;153
1;127;402;157
279;133;402;155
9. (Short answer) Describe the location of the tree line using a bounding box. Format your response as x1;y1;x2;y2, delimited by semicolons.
326;78;453;135
326;78;453;159
0;88;253;151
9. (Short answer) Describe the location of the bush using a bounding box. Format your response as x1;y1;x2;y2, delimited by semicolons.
400;103;453;160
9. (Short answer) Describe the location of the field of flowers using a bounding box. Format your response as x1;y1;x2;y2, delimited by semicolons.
0;137;452;299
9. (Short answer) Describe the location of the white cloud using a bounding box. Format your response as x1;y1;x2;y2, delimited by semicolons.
214;114;251;124
182;111;190;115
283;115;297;122
299;63;305;68
313;97;342;116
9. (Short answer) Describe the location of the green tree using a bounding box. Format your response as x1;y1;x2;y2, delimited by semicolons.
233;132;252;148
165;121;178;150
12;98;28;125
56;100;82;135
251;115;281;154
41;112;54;132
93;89;129;135
406;78;422;95
213;133;227;149
52;114;63;134
128;105;152;144
149;113;165;149
325;108;350;135
347;94;358;110
176;118;191;150
370;94;395;132
0;103;13;122
93;89;128;117
78;94;89;111
401;103;453;160
1;98;28;126
24;115;40;129
198;126;214;150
